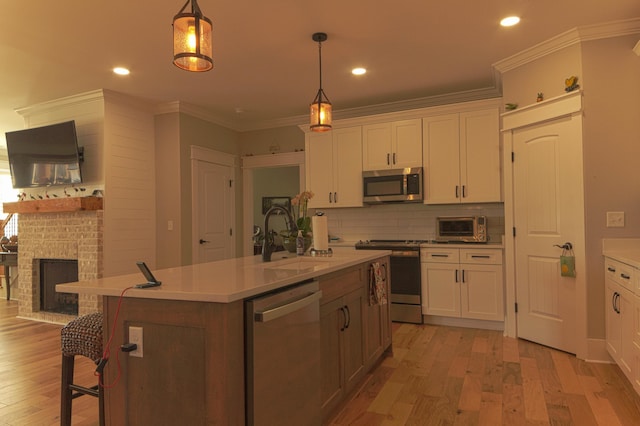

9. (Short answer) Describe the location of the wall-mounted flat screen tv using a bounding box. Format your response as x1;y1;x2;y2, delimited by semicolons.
5;120;84;189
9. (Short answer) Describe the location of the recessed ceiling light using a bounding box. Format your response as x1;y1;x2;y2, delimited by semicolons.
352;67;366;76
500;16;520;27
113;67;130;76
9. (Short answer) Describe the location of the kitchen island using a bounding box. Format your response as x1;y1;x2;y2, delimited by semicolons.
57;247;392;425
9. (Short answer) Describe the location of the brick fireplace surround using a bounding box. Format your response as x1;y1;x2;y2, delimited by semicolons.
15;209;103;324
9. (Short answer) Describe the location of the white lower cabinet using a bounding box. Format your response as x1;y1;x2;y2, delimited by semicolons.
421;247;504;321
604;256;640;394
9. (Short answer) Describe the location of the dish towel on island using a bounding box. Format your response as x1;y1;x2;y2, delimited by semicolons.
369;262;388;306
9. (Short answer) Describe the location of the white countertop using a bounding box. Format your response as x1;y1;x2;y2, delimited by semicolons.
56;247;390;303
602;238;640;268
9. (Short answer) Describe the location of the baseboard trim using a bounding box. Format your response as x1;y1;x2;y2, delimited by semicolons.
585;338;614;363
422;315;504;331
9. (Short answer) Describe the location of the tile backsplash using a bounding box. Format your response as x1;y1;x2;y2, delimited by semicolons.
313;202;505;244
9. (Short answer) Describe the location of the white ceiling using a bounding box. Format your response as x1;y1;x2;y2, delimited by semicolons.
0;0;638;142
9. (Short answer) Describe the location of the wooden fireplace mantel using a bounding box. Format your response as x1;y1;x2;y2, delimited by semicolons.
3;196;103;214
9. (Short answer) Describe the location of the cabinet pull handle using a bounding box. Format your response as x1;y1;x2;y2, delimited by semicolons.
455;269;459;283
462;270;466;283
455;185;459;198
339;307;347;331
334;192;337;203
620;273;630;280
613;292;620;314
344;305;351;329
328;192;332;203
471;255;490;259
387;153;390;166
393;153;396;165
462;185;466;198
607;267;616;272
431;254;449;258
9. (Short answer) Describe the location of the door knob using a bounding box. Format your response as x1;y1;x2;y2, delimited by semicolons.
199;239;210;244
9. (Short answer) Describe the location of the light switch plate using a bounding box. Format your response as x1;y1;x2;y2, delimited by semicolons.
606;211;625;228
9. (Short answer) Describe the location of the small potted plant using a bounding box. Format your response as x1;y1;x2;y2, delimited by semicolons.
281;191;314;253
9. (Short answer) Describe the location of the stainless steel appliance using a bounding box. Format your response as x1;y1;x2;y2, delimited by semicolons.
245;279;322;425
362;167;423;203
355;240;423;324
436;216;487;243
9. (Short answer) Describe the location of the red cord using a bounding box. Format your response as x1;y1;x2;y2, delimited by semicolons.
95;286;133;388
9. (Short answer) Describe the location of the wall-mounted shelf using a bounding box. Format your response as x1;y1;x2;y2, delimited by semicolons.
3;196;103;214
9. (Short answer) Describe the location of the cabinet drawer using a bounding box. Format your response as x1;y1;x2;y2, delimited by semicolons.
460;249;503;265
421;248;459;263
605;258;635;293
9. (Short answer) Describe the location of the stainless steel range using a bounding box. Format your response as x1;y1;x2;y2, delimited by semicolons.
355;240;424;324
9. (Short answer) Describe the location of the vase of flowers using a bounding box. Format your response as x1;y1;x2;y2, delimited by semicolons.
281;190;314;253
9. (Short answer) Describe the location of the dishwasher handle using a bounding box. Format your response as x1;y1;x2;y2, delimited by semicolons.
254;290;322;323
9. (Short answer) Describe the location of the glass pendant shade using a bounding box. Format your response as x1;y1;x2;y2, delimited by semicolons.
173;1;213;72
310;91;332;132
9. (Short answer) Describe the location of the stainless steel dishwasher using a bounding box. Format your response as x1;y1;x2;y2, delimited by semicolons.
245;279;322;425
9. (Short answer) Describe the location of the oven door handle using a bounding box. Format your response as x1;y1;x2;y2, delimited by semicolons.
390;250;419;257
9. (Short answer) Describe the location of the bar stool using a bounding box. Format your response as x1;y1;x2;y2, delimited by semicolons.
60;312;105;426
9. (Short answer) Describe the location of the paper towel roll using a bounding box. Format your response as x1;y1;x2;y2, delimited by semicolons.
312;215;329;251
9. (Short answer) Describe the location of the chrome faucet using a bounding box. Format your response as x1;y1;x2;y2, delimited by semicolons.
262;206;297;262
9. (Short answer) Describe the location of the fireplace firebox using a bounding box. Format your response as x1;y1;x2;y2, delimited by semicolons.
39;259;79;315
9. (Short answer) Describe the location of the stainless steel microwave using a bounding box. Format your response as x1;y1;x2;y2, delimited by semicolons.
436;216;487;243
363;167;423;203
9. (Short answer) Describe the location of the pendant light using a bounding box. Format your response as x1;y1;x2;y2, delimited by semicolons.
310;32;332;132
173;0;213;72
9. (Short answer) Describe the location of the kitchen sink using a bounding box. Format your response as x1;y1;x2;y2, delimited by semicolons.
257;256;334;272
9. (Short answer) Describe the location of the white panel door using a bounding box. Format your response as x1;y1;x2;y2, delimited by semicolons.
460;108;501;203
306;131;334;208
513;115;584;354
333;127;363;207
461;264;504;321
362;123;392;171
194;160;234;263
391;119;422;169
422;114;460;204
421;262;460;317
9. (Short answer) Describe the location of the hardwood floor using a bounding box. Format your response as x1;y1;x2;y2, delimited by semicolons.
0;300;98;426
330;323;640;425
1;299;639;425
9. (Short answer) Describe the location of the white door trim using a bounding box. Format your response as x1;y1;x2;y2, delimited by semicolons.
501;90;587;359
241;152;305;256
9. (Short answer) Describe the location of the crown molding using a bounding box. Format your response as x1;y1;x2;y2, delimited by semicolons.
494;17;640;73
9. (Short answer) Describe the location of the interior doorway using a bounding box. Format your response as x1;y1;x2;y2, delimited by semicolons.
242;152;305;256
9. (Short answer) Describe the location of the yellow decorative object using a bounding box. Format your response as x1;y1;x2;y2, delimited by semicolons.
565;76;579;92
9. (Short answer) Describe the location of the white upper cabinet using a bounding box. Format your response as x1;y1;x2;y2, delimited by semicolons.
306;126;363;209
423;108;501;204
362;119;422;171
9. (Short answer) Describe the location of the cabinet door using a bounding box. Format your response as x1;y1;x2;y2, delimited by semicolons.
306;131;334;208
363;258;391;369
362;123;392;171
459;108;501;203
342;287;365;394
391;119;422;169
333;127;363;207
460;263;504;321
421;261;460;317
619;287;634;379
319;297;346;414
422;113;461;204
605;278;622;361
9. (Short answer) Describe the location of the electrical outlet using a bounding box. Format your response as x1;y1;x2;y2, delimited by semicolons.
606;211;625;228
129;326;143;357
